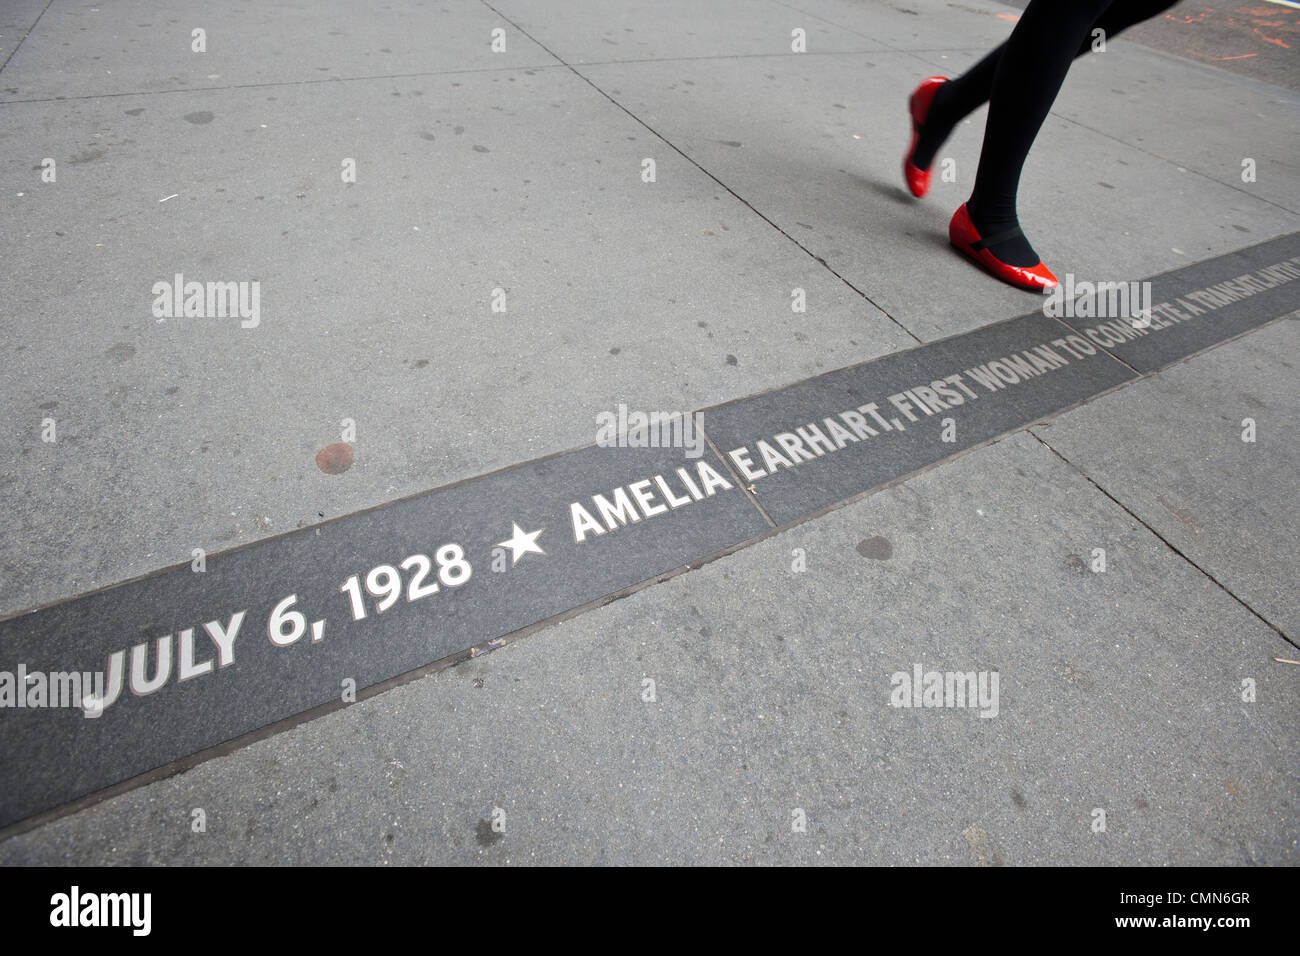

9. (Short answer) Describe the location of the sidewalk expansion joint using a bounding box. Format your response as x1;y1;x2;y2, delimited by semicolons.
478;0;924;345
1047;113;1300;219
0;63;573;107
701;426;778;528
0;0;53;76
1031;432;1297;650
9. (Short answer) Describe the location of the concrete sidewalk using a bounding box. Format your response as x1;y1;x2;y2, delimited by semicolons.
0;0;1296;864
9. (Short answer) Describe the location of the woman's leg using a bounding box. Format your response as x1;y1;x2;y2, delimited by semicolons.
912;0;1181;175
909;0;1185;170
960;0;1116;264
913;0;1182;268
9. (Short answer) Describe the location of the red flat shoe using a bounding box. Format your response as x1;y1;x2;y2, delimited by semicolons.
948;203;1059;292
903;75;947;198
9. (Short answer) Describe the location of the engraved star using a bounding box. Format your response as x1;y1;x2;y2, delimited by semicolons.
497;522;546;565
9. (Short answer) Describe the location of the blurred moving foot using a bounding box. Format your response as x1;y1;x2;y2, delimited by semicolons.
903;75;948;198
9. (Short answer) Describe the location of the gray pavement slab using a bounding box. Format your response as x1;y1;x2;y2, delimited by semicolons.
1033;315;1300;639
487;0;889;65
0;0;557;101
773;0;1016;54
0;437;767;830
1;430;1293;864
0;63;914;621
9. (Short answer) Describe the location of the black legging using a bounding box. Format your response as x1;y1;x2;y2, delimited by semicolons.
914;0;1181;265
